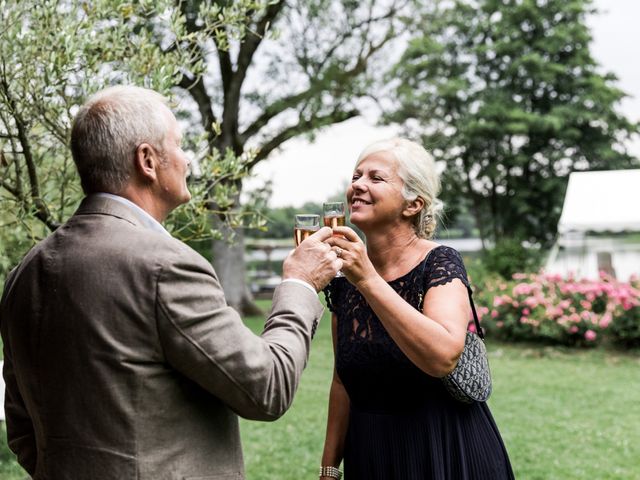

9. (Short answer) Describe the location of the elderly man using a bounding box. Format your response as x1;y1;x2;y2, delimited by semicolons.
0;86;341;479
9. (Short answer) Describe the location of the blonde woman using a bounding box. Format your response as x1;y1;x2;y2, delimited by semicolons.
319;138;513;479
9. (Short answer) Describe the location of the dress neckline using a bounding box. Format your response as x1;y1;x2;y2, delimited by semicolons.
386;244;445;285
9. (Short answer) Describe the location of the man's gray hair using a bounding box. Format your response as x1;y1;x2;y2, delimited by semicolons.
70;85;170;194
356;137;443;239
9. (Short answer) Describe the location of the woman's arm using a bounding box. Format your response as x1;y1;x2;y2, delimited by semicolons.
329;228;469;377
320;314;350;478
357;275;469;377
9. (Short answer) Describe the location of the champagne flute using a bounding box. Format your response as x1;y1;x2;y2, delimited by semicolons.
322;202;346;229
323;202;346;277
294;214;320;246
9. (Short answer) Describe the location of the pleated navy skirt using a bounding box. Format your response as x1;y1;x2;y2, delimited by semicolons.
344;397;514;479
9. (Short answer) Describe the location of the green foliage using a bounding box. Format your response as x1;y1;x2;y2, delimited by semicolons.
0;423;25;480
481;238;543;279
386;0;640;247
608;277;640;349
0;0;267;277
608;304;640;349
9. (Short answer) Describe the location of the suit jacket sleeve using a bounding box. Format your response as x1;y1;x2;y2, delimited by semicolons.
1;268;37;475
155;245;324;421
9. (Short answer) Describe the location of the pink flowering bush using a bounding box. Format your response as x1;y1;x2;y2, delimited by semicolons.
607;275;640;348
476;271;640;348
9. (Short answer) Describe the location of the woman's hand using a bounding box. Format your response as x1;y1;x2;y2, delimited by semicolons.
326;226;377;288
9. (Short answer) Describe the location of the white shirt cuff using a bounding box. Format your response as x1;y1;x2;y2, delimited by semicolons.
280;278;317;295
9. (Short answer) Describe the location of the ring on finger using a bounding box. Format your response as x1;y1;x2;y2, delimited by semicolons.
335;247;343;258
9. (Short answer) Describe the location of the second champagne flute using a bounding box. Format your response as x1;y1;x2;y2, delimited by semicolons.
323;202;346;277
323;202;346;229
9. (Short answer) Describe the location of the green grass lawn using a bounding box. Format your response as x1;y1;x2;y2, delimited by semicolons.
240;300;640;480
2;299;639;479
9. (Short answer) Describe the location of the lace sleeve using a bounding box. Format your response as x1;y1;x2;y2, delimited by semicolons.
424;246;470;292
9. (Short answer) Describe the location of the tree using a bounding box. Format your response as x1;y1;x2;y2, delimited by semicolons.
0;0;261;283
172;0;409;313
386;0;639;249
1;0;411;311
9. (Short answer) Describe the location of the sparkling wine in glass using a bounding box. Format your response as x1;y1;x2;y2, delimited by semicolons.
323;202;346;277
323;202;346;229
294;214;320;246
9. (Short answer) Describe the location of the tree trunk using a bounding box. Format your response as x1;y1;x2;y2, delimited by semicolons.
211;218;263;316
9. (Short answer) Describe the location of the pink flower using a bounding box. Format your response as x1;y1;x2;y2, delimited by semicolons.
496;321;504;328
522;308;531;315
599;313;612;328
513;283;532;296
569;326;579;333
584;330;597;342
491;310;499;318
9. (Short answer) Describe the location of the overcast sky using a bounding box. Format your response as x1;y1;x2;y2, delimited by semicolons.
245;0;640;208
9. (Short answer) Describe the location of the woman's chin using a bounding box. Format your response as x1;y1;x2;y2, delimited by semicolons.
349;215;368;230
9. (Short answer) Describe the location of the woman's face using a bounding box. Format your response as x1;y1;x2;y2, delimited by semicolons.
346;151;407;230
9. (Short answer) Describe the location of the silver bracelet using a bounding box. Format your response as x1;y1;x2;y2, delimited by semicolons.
319;465;343;479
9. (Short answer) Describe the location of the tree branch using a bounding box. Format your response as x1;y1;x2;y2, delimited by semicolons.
235;1;285;90
247;108;359;168
216;1;285;153
0;78;59;231
179;73;218;143
1;179;18;196
240;33;389;143
312;6;399;75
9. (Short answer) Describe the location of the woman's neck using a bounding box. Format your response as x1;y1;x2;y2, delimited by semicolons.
365;225;428;280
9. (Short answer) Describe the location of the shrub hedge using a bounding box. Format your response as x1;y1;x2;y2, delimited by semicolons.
472;271;640;349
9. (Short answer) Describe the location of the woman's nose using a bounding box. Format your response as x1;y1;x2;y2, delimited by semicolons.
352;179;367;192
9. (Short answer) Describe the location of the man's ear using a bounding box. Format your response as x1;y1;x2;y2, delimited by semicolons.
134;143;158;181
402;196;425;219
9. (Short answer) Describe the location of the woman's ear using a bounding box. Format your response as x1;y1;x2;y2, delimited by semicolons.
134;143;158;182
402;196;425;219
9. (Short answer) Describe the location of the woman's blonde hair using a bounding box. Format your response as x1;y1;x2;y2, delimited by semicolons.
356;137;443;239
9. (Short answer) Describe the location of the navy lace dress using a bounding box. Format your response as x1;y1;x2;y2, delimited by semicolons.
324;246;514;479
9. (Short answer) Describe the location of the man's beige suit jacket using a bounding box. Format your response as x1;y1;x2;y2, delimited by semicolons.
0;195;323;479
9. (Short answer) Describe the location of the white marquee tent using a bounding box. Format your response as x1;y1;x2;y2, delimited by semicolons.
545;169;640;280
